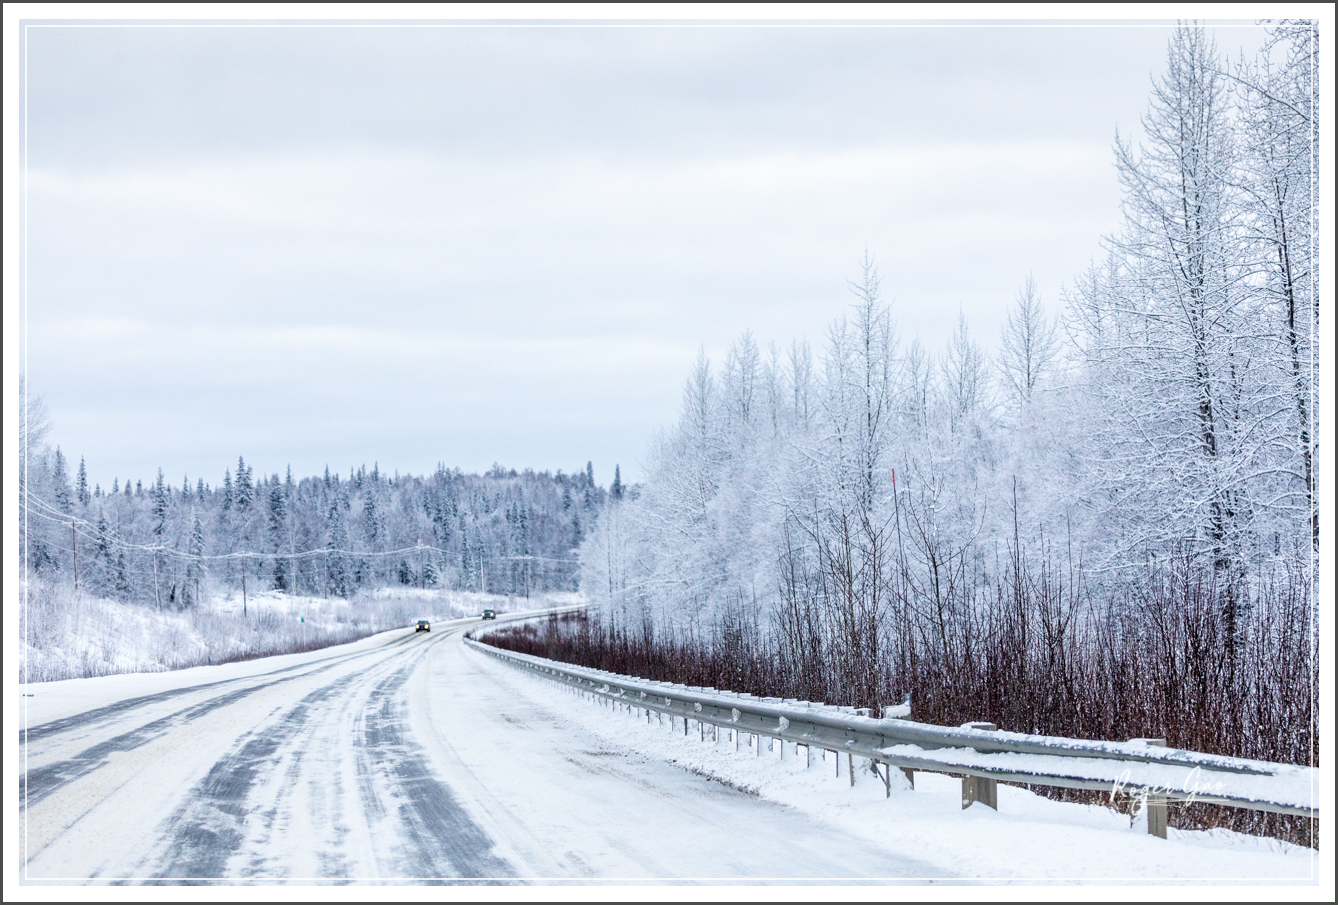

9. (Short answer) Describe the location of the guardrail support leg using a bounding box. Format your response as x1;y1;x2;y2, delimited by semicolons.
849;753;855;787
883;762;891;798
962;775;997;810
1146;795;1167;839
1130;738;1169;839
902;768;915;789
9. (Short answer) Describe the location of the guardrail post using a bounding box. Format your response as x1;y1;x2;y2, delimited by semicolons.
961;722;998;810
1131;738;1169;839
848;753;855;787
902;768;915;789
961;774;997;810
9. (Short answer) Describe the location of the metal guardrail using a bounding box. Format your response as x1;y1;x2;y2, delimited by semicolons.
465;617;1318;837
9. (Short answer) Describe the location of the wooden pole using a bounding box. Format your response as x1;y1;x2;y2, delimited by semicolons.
71;521;78;591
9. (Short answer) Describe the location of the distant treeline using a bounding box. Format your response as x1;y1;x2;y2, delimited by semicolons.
19;414;614;606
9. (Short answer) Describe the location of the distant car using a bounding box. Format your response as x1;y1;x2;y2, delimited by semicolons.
481;609;496;620
415;619;430;632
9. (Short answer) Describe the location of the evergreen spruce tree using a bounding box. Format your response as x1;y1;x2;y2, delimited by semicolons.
93;509;114;595
325;490;351;597
113;550;132;599
76;457;90;507
52;447;73;514
152;469;169;539
268;483;288;590
363;492;381;547
235;456;253;512
186;509;206;606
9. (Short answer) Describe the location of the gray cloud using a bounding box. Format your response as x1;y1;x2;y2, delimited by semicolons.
22;21;1269;488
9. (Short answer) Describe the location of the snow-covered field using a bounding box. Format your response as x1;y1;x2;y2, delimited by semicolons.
18;578;572;683
480;650;1320;884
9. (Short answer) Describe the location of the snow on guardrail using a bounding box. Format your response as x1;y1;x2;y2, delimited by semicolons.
465;619;1319;832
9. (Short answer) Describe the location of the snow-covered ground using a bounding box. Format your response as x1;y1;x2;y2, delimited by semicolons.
18;578;572;683
476;649;1320;884
16;615;1322;888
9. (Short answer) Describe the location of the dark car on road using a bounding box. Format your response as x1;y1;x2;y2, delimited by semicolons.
415;619;430;632
481;609;496;620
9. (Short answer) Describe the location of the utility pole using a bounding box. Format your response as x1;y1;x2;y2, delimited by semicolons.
242;565;248;618
72;520;78;591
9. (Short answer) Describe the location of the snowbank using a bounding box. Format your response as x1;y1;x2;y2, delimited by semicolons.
480;650;1319;883
18;580;555;682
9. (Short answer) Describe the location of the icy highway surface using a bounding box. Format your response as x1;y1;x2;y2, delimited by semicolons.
19;617;946;883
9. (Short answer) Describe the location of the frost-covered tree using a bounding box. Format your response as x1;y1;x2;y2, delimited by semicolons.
52;447;73;515
1069;25;1259;577
997;274;1060;413
185;508;206;606
76;458;91;508
1232;21;1320;549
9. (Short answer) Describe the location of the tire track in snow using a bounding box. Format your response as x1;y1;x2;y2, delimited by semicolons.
355;639;516;881
22;632;421;744
139;629;514;881
21;635;423;809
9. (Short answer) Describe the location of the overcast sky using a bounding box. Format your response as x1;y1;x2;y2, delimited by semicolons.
21;18;1271;490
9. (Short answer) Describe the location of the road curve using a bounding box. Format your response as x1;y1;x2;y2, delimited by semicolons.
20;618;947;883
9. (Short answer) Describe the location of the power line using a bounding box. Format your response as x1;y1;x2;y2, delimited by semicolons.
23;496;580;565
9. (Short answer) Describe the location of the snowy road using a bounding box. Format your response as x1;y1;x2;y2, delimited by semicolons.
19;618;947;883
